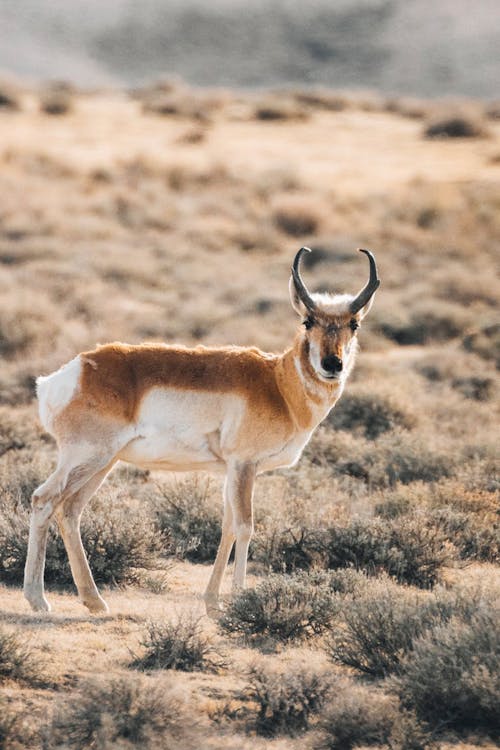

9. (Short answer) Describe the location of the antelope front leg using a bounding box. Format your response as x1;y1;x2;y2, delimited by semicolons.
204;461;256;617
204;484;235;617
229;462;256;592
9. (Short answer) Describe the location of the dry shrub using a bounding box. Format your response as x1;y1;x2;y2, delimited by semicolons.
395;606;500;738
325;579;458;678
462;323;500;369
0;489;165;586
40;83;73;115
375;481;500;564
272;195;323;237
254;509;452;587
417;351;496;402
0;80;20;110
243;662;331;736
176;126;207;144
331;431;454;488
254;97;309;122
0;449;54;509
0;368;37;406
0;697;29;750
424;108;489;139
451;375;495;401
485;99;500;120
327;389;416;439
321;515;452;588
142;87;223;122
385;96;429;119
0;628;43;686
0;303;60;358
319;685;398;750
0;412;32;457
377;302;472;345
319;683;429;750
48;675;200;749
132;616;222;672
429;506;499;564
252;525;323;574
293;88;347;111
219;571;339;644
165;161;235;192
429;480;499;515
374;489;414;519
150;477;221;562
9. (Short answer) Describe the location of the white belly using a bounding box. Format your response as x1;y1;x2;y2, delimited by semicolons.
118;388;244;468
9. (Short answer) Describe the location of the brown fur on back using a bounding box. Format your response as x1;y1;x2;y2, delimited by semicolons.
76;342;289;424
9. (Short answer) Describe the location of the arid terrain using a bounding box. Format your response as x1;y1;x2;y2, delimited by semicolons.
0;82;498;749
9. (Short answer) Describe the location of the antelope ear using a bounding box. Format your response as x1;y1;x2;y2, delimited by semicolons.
289;275;307;316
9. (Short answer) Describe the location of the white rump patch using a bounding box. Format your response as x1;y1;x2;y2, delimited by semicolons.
37;356;82;433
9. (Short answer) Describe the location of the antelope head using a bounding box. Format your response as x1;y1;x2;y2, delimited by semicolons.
289;246;380;383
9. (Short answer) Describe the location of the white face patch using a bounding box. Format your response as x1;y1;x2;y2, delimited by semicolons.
294;354;324;398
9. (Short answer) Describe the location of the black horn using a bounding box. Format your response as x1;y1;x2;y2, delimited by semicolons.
349;249;380;314
291;247;316;312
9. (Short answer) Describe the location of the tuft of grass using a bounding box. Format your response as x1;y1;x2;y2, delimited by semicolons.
132;615;222;672
394;605;500;738
151;477;221;562
48;675;200;749
243;662;331;736
219;571;338;644
0;628;43;686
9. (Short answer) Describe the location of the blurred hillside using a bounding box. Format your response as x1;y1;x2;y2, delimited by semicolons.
1;0;500;96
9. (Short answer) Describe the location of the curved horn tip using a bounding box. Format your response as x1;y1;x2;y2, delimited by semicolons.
292;246;312;272
357;247;374;258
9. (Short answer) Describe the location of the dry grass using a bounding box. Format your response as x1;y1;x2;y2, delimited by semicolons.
0;83;498;749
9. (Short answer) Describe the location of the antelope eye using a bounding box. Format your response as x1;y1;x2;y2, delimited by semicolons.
350;319;359;332
303;317;315;330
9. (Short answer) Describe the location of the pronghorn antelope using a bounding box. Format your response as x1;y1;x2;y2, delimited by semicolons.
24;246;380;616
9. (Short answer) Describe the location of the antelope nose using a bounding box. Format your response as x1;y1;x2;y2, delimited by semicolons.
321;354;343;373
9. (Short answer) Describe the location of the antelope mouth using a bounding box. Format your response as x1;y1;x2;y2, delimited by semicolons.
318;371;340;382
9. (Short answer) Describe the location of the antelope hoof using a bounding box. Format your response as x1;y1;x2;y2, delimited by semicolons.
24;590;51;613
204;595;223;620
82;596;109;615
